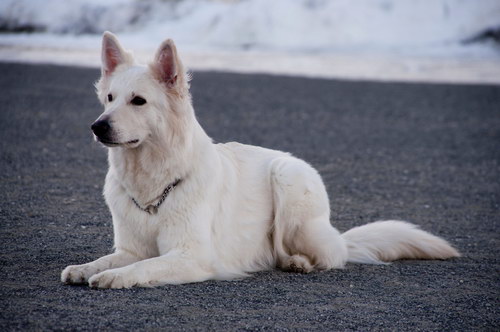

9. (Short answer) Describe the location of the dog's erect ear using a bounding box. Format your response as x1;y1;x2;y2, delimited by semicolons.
101;31;131;77
152;39;181;88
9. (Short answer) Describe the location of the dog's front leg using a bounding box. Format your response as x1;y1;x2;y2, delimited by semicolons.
61;250;141;285
88;250;213;288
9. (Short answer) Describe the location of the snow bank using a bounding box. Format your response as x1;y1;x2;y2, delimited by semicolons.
0;0;499;83
2;0;498;51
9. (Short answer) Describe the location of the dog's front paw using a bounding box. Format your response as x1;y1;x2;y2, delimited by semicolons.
61;264;99;284
88;269;136;289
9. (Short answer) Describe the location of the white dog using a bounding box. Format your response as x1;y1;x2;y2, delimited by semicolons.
61;32;460;288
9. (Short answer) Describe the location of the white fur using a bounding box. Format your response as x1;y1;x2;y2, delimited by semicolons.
61;32;460;288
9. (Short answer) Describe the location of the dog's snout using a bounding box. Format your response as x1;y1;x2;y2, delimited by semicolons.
91;119;111;138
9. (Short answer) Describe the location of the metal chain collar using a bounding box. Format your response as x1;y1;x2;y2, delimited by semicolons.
131;178;182;215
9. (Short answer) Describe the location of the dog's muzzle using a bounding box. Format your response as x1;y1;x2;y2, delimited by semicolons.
91;119;111;141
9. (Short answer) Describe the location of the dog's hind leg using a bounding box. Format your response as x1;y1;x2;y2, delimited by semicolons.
270;157;348;273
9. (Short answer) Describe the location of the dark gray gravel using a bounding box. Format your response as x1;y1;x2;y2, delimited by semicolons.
0;62;498;331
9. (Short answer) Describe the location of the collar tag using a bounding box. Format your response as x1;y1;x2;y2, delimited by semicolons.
131;178;181;214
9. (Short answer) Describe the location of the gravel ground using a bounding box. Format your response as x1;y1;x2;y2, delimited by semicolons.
0;63;498;331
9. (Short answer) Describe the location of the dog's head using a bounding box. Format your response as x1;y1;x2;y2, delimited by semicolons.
92;32;191;149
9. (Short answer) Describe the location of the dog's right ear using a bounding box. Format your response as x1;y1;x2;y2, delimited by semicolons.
101;31;132;77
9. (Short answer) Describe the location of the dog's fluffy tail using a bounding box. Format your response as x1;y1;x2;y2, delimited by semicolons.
341;220;460;264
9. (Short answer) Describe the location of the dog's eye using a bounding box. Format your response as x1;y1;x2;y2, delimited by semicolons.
131;96;147;106
107;94;113;102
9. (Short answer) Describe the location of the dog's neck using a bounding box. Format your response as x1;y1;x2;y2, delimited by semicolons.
108;115;213;206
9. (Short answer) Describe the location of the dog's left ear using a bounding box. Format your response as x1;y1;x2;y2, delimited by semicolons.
101;31;133;77
151;39;184;89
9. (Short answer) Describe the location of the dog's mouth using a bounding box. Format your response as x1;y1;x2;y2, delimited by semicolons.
98;138;140;147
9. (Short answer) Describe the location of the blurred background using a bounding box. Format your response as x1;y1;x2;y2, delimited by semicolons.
0;0;499;83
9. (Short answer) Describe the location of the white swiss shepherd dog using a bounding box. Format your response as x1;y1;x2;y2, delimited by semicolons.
61;32;460;288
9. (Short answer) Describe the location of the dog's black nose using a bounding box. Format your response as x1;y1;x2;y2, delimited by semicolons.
91;119;110;138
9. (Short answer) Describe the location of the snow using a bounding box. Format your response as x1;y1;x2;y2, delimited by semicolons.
0;0;499;83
